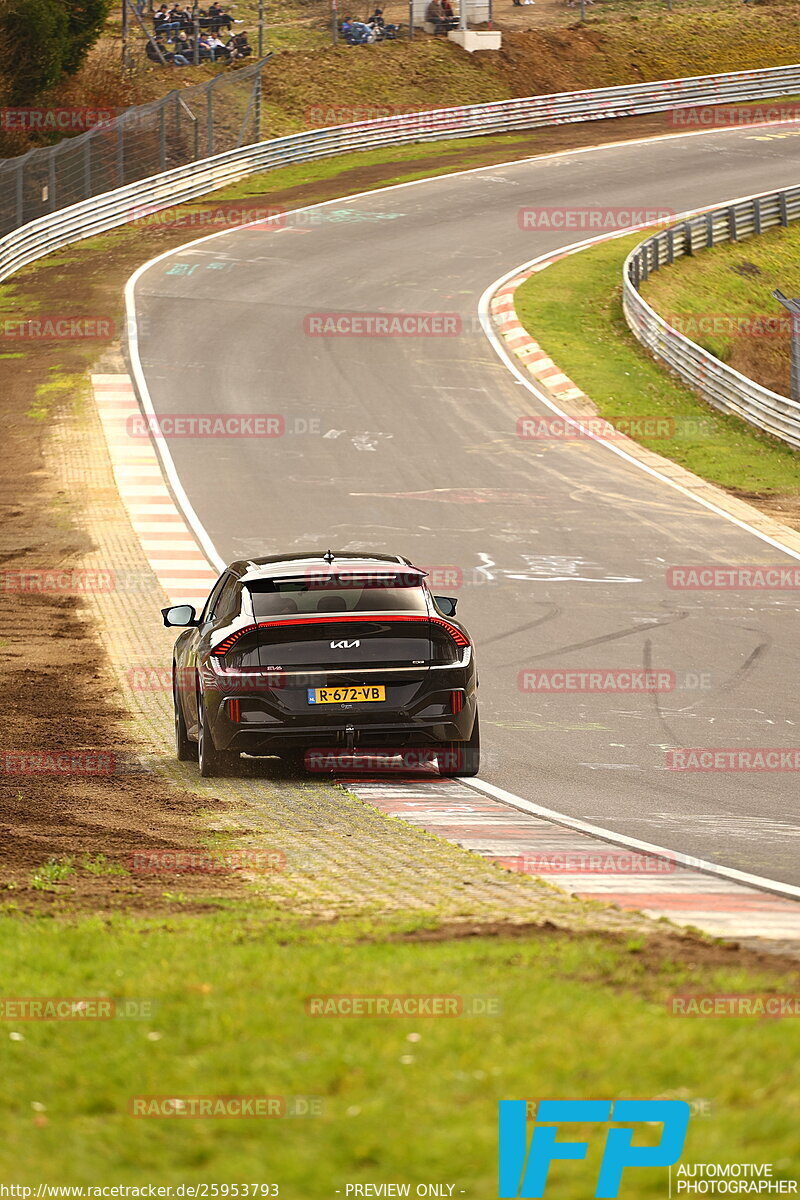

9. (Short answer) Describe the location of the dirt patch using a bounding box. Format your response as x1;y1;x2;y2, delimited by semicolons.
390;920;800;975
0;251;249;916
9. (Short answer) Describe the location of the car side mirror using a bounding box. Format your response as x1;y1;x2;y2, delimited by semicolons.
161;603;198;628
434;595;458;617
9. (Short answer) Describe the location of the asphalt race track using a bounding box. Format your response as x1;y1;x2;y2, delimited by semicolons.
130;125;800;888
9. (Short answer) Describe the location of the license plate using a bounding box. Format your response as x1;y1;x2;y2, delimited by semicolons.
308;685;386;705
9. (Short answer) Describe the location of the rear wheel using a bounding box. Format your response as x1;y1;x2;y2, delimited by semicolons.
198;692;239;778
173;670;196;762
280;749;308;773
438;711;480;778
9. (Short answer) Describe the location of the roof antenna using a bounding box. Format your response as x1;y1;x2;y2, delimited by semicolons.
323;550;336;564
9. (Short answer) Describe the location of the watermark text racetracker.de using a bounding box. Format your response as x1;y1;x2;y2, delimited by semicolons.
305;993;501;1016
518;668;713;693
517;415;714;440
670;994;800;1018
304;312;461;337
0;106;116;132
668;103;800;128
125;414;321;438
1;752;118;776
517;206;674;231
665;749;800;771
0;316;115;341
667;565;800;589
0;998;154;1020
129;1095;322;1118
129;849;286;875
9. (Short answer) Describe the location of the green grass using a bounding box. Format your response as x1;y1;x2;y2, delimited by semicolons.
80;855;129;879
514;232;800;495
0;913;798;1186
640;219;800;363
30;860;76;893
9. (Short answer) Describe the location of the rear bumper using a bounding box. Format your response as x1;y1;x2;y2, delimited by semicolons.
217;711;476;753
202;661;477;752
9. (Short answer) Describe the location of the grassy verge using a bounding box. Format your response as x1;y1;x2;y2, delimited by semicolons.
1;913;799;1187
641;220;800;397
513;233;800;496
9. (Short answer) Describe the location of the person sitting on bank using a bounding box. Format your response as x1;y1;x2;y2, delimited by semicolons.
425;0;447;32
146;33;171;61
440;0;457;27
230;30;252;57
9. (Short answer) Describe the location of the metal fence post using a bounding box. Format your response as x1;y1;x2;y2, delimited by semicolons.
779;192;789;227
15;161;24;227
83;136;92;199
174;91;181;155
48;149;57;212
772;290;800;403
193;1;200;64
683;221;693;256
409;0;413;37
116;120;125;187
159;104;167;170
728;205;737;241
207;80;214;156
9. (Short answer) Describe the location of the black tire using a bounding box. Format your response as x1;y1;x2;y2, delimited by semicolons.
438;711;481;778
173;669;196;762
280;749;308;772
197;691;239;778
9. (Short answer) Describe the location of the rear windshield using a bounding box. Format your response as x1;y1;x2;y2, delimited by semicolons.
248;575;428;618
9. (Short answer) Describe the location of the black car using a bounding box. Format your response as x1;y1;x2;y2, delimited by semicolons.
162;551;480;778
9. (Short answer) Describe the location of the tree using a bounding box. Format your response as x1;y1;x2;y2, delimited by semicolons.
58;0;113;77
0;0;69;103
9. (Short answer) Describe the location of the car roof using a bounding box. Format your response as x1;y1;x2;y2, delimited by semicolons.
229;552;426;583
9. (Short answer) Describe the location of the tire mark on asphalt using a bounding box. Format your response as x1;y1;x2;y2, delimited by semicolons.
501;610;691;668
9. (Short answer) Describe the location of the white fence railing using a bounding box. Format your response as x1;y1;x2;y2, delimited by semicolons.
4;63;800;298
623;188;800;450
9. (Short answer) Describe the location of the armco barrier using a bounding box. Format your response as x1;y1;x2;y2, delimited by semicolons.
623;188;800;450
3;64;800;297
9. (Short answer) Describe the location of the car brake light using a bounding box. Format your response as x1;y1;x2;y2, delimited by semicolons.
431;617;470;648
228;698;241;723
212;614;471;657
211;624;259;657
450;690;465;713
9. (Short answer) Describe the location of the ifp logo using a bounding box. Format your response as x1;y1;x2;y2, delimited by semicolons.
498;1099;690;1197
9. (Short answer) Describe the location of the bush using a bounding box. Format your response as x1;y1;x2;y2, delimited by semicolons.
60;0;114;77
0;0;112;104
0;0;69;103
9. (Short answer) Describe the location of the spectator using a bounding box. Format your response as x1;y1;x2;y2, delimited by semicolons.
155;3;180;32
208;1;233;32
441;0;458;26
425;0;447;31
174;28;194;58
208;32;230;58
146;33;171;60
230;30;252;58
367;6;385;27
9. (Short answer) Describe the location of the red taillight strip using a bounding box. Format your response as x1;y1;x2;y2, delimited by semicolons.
431;617;470;647
211;623;258;657
211;613;470;656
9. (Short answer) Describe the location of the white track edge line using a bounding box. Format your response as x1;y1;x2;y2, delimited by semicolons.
478;218;800;561
463;777;800;903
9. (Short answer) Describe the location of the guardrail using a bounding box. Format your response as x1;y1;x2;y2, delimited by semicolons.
3;63;800;292
623;188;800;450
